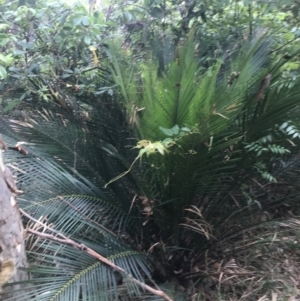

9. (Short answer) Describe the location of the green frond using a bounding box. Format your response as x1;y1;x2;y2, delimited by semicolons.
6;241;152;301
103;29;300;254
4;108;144;213
23;195;137;244
8;111;108;189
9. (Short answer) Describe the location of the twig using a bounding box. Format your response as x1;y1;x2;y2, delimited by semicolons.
248;4;252;36
269;36;300;55
20;209;173;301
73;139;78;178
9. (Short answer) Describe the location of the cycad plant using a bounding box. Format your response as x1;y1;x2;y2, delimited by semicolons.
2;29;300;300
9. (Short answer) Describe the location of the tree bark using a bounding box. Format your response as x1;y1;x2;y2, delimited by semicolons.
0;149;29;301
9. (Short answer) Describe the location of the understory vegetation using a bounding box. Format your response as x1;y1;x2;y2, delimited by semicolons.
1;0;300;300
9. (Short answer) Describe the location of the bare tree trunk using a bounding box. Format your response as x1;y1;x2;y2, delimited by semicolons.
0;148;29;301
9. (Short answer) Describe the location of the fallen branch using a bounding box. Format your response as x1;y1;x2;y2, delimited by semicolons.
20;209;173;301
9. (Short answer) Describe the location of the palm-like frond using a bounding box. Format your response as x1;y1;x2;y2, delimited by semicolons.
107;29;300;255
0;110;159;300
1;144;155;300
8;242;151;301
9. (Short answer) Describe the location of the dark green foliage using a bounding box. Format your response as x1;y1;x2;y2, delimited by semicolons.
2;0;300;300
2;28;300;300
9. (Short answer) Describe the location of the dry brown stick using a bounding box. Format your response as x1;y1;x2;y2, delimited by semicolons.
20;209;173;301
256;74;271;102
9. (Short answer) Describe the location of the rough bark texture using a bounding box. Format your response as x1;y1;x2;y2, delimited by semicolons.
0;150;29;301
